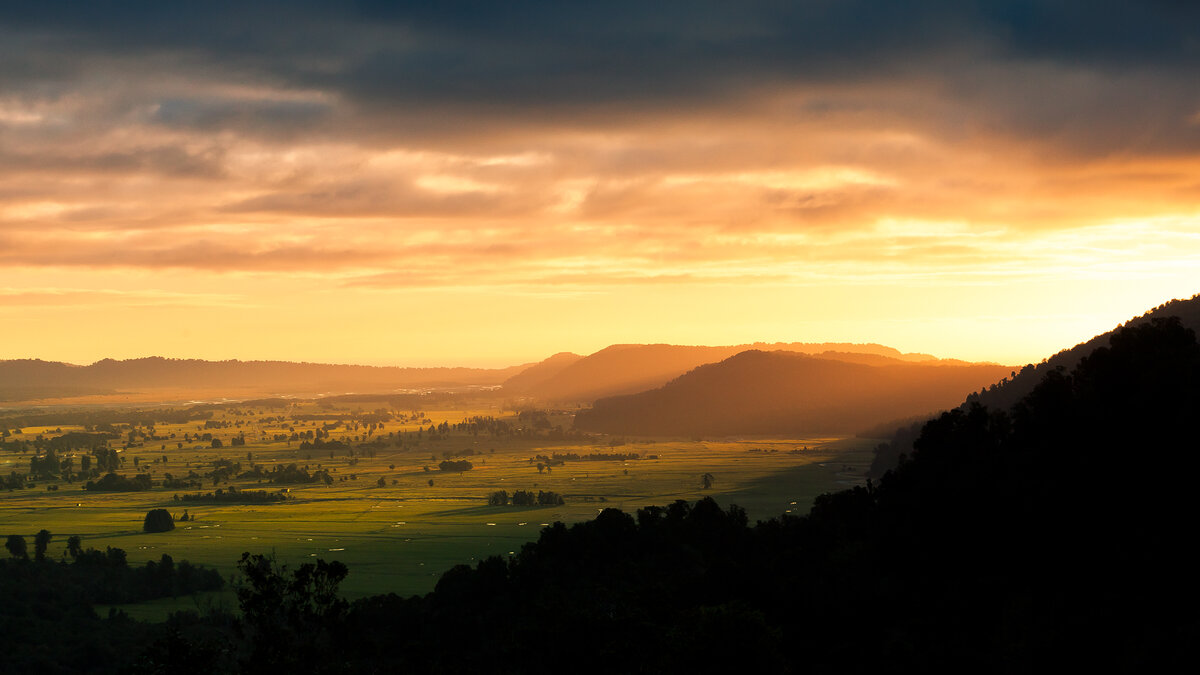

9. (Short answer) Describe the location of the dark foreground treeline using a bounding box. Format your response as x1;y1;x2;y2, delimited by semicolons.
1;545;224;606
0;540;224;674
5;317;1200;673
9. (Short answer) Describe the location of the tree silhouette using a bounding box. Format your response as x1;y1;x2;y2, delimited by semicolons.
236;553;348;671
33;529;51;562
5;534;27;560
66;534;82;559
143;509;175;533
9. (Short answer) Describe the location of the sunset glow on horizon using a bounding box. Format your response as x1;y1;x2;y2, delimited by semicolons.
2;3;1198;369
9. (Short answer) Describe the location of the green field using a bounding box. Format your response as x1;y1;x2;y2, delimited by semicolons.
0;401;872;617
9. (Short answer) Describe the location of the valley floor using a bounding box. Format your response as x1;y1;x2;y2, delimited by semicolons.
0;401;873;618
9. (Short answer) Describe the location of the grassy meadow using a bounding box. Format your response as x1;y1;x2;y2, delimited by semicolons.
0;400;872;617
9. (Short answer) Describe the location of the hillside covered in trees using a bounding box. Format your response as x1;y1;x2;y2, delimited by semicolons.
964;293;1200;412
573;350;1011;435
869;292;1200;476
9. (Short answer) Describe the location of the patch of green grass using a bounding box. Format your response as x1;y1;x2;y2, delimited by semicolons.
0;402;871;614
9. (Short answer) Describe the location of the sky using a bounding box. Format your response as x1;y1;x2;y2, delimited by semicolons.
1;1;1198;368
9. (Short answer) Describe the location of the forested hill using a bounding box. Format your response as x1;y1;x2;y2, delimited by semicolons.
506;341;962;404
965;293;1200;412
869;293;1200;476
0;357;530;400
573;350;1012;436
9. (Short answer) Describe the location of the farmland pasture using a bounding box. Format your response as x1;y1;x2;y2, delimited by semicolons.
0;400;872;612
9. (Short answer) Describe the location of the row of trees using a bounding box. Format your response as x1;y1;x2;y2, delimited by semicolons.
2;528;223;610
438;459;473;472
487;489;565;506
532;451;640;463
79;460;338;494
172;487;291;504
4;529;53;561
83;472;152;492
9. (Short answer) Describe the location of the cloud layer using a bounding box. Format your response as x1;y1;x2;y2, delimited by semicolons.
1;2;1198;365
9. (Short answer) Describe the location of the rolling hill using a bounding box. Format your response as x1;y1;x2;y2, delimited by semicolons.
505;341;961;404
0;356;532;402
497;352;583;394
572;350;1012;436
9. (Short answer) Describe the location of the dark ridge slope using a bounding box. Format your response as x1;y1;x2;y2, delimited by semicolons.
868;293;1200;476
965;293;1200;412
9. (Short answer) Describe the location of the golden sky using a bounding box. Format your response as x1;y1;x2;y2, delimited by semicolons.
1;3;1198;367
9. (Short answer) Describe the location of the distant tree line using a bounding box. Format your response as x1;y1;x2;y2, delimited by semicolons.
173;487;291;504
224;462;333;486
1;530;222;604
487;489;565;506
83;472;152;492
0;407;210;436
297;437;348;451
161;472;202;489
532;451;639;464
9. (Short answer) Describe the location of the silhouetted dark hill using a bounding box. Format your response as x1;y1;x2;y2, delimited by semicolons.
573;350;1012;436
0;356;531;401
965;293;1200;412
868;292;1200;477
514;341;959;403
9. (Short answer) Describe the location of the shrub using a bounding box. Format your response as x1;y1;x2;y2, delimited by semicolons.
143;508;175;533
438;460;473;472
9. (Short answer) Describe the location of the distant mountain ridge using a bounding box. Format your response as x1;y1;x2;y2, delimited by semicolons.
573;350;1013;436
504;341;968;404
2;335;1016;407
0;356;531;401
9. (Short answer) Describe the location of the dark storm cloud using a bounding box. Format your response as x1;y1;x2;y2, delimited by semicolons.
150;98;333;136
2;1;1197;151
